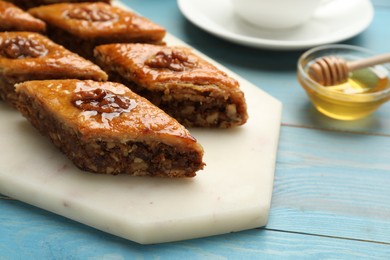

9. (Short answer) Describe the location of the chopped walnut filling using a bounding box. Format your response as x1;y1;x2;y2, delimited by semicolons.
71;88;136;114
0;36;48;59
64;6;118;22
146;49;197;72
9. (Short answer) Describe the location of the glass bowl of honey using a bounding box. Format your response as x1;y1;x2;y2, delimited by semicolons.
298;44;390;120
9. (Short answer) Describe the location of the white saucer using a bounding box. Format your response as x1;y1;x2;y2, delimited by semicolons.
177;0;374;50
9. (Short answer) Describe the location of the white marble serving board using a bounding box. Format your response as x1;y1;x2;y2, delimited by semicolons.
0;4;282;245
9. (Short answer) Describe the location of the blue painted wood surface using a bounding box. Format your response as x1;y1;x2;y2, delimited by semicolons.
1;0;389;258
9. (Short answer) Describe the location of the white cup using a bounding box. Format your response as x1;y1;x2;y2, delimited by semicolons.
231;0;330;30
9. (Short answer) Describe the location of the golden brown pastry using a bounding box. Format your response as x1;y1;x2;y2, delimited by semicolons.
0;31;107;106
0;0;46;32
15;79;205;177
5;0;111;9
94;43;248;128
29;2;166;59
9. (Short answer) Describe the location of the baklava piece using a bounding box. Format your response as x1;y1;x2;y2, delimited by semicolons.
5;0;111;9
29;2;166;59
0;32;107;106
0;0;46;32
15;79;205;177
94;43;248;128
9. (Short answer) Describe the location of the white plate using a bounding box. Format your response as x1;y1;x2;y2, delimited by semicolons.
177;0;374;50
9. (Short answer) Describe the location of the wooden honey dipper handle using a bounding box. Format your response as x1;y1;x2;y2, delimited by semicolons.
308;53;390;86
348;53;390;71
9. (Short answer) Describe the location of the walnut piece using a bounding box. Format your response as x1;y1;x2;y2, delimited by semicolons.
146;49;197;72
65;6;117;22
71;88;136;114
0;36;47;59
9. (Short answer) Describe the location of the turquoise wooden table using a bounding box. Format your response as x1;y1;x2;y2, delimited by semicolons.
1;0;390;258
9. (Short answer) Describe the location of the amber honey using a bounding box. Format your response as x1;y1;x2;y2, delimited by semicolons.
299;65;390;120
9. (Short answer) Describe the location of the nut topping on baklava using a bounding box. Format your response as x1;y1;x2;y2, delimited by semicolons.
71;88;136;114
94;43;248;128
15;79;205;177
0;32;107;106
0;35;47;59
145;49;198;72
64;5;118;22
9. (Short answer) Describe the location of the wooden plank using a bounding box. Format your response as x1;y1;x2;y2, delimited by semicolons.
1;199;389;259
268;126;390;243
372;0;390;8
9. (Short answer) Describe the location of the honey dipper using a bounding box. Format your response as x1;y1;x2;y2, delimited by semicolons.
308;53;390;86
